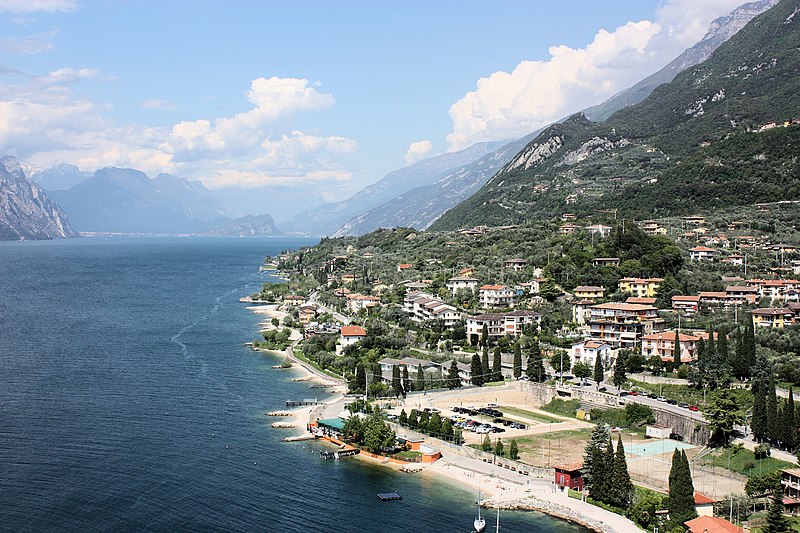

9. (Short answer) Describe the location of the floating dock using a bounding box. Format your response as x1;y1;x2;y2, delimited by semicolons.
377;492;402;501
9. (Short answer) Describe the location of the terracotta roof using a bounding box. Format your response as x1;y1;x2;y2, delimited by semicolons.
591;302;657;311
480;284;508;291
584;340;609;350
672;295;701;302
684;516;743;533
642;331;700;342
694;492;716;504
689;246;716;252
752;308;792;316
626;297;656;305
340;325;366;337
575;285;605;292
553;462;583;472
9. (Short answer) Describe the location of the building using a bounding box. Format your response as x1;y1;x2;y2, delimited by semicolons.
749;279;800;303
586;224;612;237
345;293;381;314
573;285;605;301
682;215;706;226
626;296;656;305
397;263;413;273
694;493;716;517
465;310;541;345
403;292;461;327
752;308;795;329
283;295;306;307
560;223;579;235
298;304;317;325
553;462;584;492
446;275;480;295
684;516;743;533
641;331;704;363
618;277;663;298
782;468;800;515
572;300;594;325
722;254;744;266
479;284;514;309
570;340;612;369
503;258;527;271
645;424;672;439
587;302;664;349
725;285;759;305
689;246;717;262
340;325;367;347
592;257;620;267
672;295;701;314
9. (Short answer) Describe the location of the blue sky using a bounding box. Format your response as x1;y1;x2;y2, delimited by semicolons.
0;0;750;201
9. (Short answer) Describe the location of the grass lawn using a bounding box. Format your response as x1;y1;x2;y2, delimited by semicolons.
699;445;795;477
541;398;581;417
628;379;753;410
393;450;422;461
499;405;562;424
750;514;800;532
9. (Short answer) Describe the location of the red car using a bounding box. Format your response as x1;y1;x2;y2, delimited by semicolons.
689;405;699;411
628;391;638;396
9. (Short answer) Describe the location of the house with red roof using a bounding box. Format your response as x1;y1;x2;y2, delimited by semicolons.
684;516;743;533
339;325;367;348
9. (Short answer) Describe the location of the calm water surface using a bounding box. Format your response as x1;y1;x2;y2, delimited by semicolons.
0;237;587;532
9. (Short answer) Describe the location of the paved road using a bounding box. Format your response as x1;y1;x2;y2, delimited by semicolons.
308;291;351;325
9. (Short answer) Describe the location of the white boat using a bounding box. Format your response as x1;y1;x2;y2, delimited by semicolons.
473;485;486;532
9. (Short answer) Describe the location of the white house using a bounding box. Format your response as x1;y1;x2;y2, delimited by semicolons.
446;275;480;295
689;246;717;262
570;340;613;369
479;284;514;309
340;325;367;348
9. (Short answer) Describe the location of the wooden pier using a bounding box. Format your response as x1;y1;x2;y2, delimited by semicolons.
285;399;321;407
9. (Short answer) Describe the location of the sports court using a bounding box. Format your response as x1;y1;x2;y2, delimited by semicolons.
627;439;696;457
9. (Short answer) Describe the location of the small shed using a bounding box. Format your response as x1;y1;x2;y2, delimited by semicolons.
553;462;584;492
646;424;672;439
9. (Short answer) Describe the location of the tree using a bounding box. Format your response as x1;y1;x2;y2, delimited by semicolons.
481;434;492;452
416;364;425;391
481;345;491;383
470;353;484;386
706;389;744;446
447;360;461;389
399;409;408;426
481;323;489;347
492;346;503;382
768;376;779;443
583;424;610;495
509;439;519;460
427;413;442;436
441;418;454;440
494;438;504;457
764;481;788;533
613;351;627;388
391;365;402;397
363;413;396;453
784;388;796;449
408;409;418;429
574;362;591;384
594;356;604;389
608;435;634;508
526;340;546;382
402;366;411;394
513;343;523;379
672;330;681;369
355;363;366;393
667;449;697;526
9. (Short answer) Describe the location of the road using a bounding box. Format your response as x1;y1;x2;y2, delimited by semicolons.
308;290;351;325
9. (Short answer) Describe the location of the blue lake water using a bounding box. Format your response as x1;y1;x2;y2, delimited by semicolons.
0;237;587;532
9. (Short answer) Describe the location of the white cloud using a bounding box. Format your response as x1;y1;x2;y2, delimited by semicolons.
404;140;433;165
141;98;176;110
0;73;355;190
0;31;57;54
0;0;77;13
447;0;755;150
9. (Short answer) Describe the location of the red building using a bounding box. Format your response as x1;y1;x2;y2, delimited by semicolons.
553;462;584;491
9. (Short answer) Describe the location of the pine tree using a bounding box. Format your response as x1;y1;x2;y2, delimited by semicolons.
481;345;491;383
583;424;609;494
494;438;504;457
482;434;492;452
399;409;408;426
470;353;483;386
764;480;788;533
599;435;615;504
492;346;503;382
513;342;523;379
416;364;425;391
447;360;461;389
408;410;418;428
526;341;545;382
593;355;604;389
668;449;697;526
609;435;634;508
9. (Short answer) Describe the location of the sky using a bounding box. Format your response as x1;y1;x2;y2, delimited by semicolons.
0;0;751;202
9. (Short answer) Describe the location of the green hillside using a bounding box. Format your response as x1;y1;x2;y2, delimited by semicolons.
431;0;800;231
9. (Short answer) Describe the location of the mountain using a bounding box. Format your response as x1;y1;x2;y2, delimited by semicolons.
279;140;507;236
49;167;228;234
431;0;798;230
29;163;91;191
584;0;779;122
0;156;78;240
331;133;537;236
210;184;326;224
195;213;282;237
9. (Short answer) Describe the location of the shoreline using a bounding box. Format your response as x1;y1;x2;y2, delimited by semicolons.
247;300;638;532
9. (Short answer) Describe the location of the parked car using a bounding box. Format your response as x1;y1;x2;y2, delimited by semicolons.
598;387;607;392
628;391;638;396
678;403;689;409
491;427;506;433
647;393;657;399
656;396;667;402
689;405;699;411
667;399;678;405
620;391;629;397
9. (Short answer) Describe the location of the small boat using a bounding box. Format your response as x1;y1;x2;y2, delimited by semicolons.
473;484;486;533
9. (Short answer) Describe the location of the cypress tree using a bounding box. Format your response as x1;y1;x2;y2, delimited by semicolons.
509;439;519;460
668;449;697;526
613;351;627;388
752;379;768;441
391;365;402;397
480;323;489;347
717;327;729;365
673;329;682;369
481;345;491;383
526;341;545;382
706;326;716;360
416;364;425;391
513;342;522;379
492;346;503;382
470;353;483;386
609;435;634;508
599;435;615;504
402;366;411;393
408;409;418;428
355;363;366;392
785;388;796;449
583;424;609;495
447;360;461;389
399;409;408;426
768;376;779;443
593;355;604;389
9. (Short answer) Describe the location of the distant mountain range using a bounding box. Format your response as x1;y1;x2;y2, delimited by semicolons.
431;0;799;229
0;156;77;240
195;214;281;237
